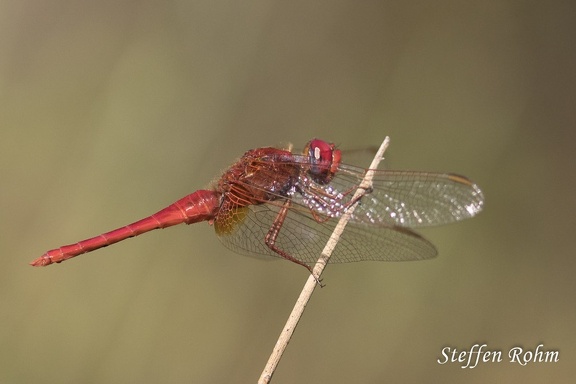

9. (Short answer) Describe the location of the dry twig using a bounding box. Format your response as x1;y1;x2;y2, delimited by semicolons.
258;137;391;383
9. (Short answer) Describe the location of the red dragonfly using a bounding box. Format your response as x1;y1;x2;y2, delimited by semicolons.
30;139;484;273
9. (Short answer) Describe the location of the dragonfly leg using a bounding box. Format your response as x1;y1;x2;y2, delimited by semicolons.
346;185;372;207
265;199;322;283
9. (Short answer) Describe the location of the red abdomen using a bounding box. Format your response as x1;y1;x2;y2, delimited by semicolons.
30;190;220;266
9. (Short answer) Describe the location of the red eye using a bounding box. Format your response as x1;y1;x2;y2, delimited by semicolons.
309;139;333;162
305;139;341;184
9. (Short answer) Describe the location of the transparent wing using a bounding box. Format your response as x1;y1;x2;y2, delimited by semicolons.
250;154;484;228
329;165;484;227
216;201;437;266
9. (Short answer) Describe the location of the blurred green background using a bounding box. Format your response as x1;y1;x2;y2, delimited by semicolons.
1;1;574;383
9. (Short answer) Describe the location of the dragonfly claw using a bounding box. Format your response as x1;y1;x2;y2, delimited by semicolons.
308;268;325;287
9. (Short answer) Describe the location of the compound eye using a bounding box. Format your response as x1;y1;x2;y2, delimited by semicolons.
304;139;341;184
308;139;334;163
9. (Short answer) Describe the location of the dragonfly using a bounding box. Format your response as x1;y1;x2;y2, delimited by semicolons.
30;139;484;273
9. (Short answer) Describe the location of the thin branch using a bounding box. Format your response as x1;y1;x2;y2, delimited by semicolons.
258;137;391;384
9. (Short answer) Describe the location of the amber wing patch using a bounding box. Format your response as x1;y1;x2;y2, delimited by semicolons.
214;201;249;235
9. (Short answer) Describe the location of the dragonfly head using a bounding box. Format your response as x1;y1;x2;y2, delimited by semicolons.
303;139;341;185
